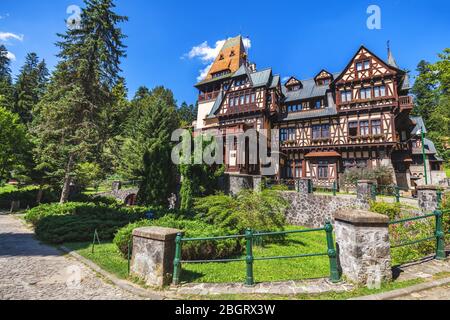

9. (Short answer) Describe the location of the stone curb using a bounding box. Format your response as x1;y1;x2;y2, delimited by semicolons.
59;246;170;300
350;276;450;300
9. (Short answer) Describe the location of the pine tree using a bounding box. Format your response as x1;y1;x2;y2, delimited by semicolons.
411;60;438;123
0;45;14;111
32;0;128;203
178;101;198;127
120;86;180;206
14;53;49;124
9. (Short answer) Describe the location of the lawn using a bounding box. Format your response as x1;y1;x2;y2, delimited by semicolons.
64;225;332;284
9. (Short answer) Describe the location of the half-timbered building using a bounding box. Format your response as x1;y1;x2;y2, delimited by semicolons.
194;36;445;190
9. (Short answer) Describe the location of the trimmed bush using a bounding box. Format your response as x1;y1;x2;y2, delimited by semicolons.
114;215;242;260
0;186;60;209
25;202;148;244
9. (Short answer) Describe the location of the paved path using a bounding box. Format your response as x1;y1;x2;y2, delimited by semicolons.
0;213;143;300
394;284;450;300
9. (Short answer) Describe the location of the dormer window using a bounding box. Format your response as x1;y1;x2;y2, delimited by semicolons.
314;70;333;86
230;50;235;57
219;54;224;60
285;77;303;92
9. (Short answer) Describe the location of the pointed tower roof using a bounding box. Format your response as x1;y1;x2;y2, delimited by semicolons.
387;41;399;68
203;35;247;81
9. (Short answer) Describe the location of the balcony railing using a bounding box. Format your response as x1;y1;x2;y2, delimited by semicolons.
399;95;413;110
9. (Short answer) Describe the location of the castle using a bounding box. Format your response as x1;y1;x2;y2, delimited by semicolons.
194;35;446;190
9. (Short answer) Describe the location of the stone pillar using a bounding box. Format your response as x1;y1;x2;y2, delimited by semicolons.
253;176;262;192
296;178;312;194
112;181;122;192
357;180;376;208
334;209;392;286
131;226;182;287
417;185;440;212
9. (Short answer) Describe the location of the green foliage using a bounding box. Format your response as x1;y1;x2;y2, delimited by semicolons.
390;218;436;266
74;162;103;190
31;0;128;202
0;185;59;209
341;165;394;186
14;53;49;124
120;86;180;206
0;45;14;111
412;49;450;164
0;107;31;181
114;215;242;260
177;102;198;127
25;202;148;244
194;189;288;233
370;201;401;220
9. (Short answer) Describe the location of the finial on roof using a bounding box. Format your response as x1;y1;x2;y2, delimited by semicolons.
387;40;399;68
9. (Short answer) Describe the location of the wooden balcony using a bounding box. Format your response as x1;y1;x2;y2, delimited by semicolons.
399;95;413;111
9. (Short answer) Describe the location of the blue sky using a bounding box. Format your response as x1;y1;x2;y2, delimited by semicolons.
1;0;449;105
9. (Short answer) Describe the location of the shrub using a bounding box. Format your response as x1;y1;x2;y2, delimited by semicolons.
194;189;287;234
390;217;436;265
370;201;401;220
114;215;242;260
25;202;148;244
0;186;59;209
342;165;394;186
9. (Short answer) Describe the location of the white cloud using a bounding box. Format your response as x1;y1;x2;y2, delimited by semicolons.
185;37;252;81
0;32;24;42
6;51;16;61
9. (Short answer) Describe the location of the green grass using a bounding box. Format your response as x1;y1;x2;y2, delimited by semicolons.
181;226;330;283
64;242;130;279
65;226;331;285
445;166;450;178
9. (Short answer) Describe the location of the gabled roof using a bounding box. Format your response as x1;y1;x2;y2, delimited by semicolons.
277;105;338;122
284;76;302;88
333;45;404;84
314;69;334;81
269;75;280;89
207;90;225;119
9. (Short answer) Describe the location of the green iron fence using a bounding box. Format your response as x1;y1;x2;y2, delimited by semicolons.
172;222;340;286
389;209;449;260
370;184;444;203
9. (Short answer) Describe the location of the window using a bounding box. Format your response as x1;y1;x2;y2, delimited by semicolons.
360;87;372;99
229;97;234;107
318;161;328;179
371;120;382;135
288;128;296;141
280;129;288;142
312;125;321;140
239;95;245;105
349;122;358;137
251;93;256;103
356;60;370;71
288;104;303;112
294;160;303;178
374;85;386;98
314;100;322;109
284;160;293;178
341;90;352;103
312;124;330;140
322;124;330;138
219;54;224;60
360;121;370;136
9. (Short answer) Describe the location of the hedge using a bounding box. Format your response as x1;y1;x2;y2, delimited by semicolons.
114;215;242;260
25;202;149;244
0;186;60;209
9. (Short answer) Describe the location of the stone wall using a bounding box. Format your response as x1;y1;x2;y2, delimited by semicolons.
281;192;365;228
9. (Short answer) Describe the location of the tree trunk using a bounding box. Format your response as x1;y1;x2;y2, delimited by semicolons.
60;155;74;204
36;185;44;204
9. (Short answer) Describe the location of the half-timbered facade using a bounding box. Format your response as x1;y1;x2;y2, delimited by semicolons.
194;36;445;189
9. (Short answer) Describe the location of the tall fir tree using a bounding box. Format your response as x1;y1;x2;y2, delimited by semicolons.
411;60;438;124
32;0;128;203
0;45;14;111
14;53;49;124
120;86;180;206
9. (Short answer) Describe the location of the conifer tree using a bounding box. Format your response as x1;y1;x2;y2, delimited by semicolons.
0;45;14;111
32;0;128;203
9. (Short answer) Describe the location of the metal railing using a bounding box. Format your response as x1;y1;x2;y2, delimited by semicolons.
370;184;436;202
389;209;448;260
172;222;340;286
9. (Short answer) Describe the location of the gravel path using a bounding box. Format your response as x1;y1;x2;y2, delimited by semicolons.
0;213;143;300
